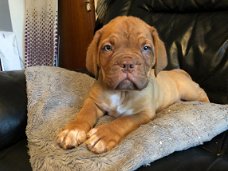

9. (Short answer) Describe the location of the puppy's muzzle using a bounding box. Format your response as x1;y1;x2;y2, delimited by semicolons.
113;57;148;90
119;59;136;73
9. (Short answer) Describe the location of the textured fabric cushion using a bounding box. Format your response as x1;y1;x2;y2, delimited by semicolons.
25;66;228;171
0;71;27;150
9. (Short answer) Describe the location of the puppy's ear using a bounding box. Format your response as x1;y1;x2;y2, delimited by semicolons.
86;30;101;78
150;27;167;76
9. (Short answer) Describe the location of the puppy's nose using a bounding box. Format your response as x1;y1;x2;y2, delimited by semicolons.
120;61;135;73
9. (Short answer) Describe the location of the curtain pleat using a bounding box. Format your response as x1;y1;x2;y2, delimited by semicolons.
24;0;58;67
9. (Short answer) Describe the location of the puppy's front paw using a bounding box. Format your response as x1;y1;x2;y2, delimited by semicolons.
85;124;122;154
57;124;89;149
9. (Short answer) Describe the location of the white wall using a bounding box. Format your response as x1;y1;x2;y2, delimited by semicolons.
0;0;12;31
8;0;25;65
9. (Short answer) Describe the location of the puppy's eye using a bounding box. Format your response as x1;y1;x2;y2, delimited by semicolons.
102;44;113;52
143;45;152;51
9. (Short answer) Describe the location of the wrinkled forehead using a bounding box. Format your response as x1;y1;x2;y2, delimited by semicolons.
100;18;152;43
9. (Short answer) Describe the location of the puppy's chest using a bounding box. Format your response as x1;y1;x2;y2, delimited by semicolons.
99;94;138;117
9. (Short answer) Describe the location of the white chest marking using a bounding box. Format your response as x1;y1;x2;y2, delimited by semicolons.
108;94;134;117
110;94;121;106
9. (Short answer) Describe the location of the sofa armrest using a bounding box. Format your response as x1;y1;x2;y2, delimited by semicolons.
0;70;27;150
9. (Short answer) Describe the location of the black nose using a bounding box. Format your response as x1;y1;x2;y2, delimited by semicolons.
121;63;135;69
120;61;135;72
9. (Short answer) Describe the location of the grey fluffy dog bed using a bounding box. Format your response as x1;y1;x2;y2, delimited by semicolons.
25;66;228;171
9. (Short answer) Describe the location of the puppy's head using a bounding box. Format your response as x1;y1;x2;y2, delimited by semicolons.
86;16;167;90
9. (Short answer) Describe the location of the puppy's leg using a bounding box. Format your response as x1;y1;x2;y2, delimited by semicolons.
57;98;104;149
175;70;209;102
86;111;153;153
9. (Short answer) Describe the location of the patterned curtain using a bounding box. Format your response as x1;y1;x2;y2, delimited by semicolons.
24;0;58;67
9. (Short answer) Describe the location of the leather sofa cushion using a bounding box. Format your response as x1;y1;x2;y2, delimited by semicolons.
0;71;27;150
95;0;228;104
0;139;32;171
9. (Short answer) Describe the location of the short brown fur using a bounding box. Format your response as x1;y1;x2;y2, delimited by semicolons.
57;16;209;154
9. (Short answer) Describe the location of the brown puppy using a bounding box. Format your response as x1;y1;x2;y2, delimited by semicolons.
57;16;209;154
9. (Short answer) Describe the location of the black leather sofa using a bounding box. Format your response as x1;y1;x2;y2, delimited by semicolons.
0;0;228;170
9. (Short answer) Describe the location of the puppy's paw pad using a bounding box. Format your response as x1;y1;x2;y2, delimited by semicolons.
86;139;117;154
57;129;87;149
85;126;120;153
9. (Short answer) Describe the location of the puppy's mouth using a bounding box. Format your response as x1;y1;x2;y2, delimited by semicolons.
102;59;150;91
116;78;137;90
111;72;149;91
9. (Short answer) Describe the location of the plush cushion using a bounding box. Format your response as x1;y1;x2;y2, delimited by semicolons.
25;66;228;171
0;71;27;150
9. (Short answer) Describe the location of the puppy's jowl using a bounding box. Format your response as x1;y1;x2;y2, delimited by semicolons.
57;16;209;154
